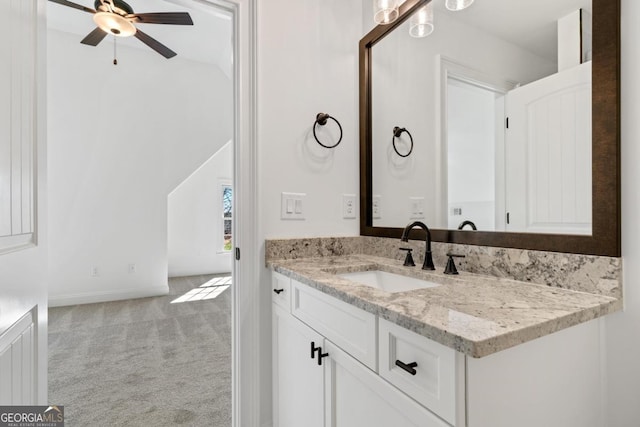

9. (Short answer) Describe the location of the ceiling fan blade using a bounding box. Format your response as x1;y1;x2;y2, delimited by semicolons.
48;0;96;14
134;29;177;59
80;27;108;46
130;12;194;25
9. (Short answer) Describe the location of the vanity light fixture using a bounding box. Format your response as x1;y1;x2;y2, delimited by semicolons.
373;0;400;25
445;0;474;12
409;3;434;38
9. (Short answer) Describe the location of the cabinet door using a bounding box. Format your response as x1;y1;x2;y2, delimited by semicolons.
323;340;450;427
273;305;325;427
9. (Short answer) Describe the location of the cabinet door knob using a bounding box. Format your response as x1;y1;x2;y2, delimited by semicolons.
273;288;284;294
395;359;418;375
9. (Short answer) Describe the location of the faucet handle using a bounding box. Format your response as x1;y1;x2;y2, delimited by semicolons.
399;248;415;267
444;253;465;275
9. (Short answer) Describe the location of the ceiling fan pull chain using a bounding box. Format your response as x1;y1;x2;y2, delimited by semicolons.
113;35;118;65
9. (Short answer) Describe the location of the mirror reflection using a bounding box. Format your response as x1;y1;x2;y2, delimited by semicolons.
372;0;592;235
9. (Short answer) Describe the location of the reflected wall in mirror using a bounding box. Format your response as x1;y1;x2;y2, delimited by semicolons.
359;0;620;256
371;0;592;235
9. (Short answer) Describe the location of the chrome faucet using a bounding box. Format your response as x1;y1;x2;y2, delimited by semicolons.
400;221;435;270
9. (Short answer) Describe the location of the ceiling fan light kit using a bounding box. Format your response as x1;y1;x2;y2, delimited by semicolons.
93;11;136;37
49;0;194;59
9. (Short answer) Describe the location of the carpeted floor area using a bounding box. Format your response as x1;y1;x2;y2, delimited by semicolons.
48;274;232;426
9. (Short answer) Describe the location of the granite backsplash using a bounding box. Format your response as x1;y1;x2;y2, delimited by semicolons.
265;236;622;300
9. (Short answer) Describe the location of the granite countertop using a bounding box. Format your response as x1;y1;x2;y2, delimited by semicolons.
268;254;621;358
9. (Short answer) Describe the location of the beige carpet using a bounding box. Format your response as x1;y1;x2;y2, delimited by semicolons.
48;274;232;426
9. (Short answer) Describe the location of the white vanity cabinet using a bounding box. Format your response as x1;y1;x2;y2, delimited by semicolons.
272;272;452;427
271;271;604;427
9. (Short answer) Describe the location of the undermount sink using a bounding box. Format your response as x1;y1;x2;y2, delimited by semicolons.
337;270;441;293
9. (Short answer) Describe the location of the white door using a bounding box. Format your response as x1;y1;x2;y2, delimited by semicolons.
0;0;47;405
323;340;449;427
505;62;592;234
272;305;325;427
447;77;503;232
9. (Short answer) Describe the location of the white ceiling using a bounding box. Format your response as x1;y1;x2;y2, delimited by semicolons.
47;0;232;69
432;0;592;62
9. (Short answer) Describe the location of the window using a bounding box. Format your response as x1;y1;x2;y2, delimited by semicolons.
222;185;233;251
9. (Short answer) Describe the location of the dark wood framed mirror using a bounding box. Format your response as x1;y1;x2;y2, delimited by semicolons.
359;0;620;257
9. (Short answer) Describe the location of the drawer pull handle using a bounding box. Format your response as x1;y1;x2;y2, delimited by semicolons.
395;360;418;375
273;288;285;294
311;341;320;359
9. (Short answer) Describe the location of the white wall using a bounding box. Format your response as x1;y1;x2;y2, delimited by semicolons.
257;0;363;423
47;29;232;306
168;141;233;277
258;1;362;240
605;1;640;425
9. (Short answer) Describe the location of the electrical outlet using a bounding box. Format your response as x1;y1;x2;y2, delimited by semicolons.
90;266;99;277
342;194;356;219
372;195;381;219
128;264;137;274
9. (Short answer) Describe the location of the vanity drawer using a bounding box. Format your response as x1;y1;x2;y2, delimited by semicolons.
291;279;377;370
379;318;461;425
272;272;291;311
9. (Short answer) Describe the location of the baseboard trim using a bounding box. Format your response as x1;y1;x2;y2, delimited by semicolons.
48;286;169;307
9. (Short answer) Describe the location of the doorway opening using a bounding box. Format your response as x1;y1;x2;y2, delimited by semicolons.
46;0;238;424
446;76;505;231
438;57;517;232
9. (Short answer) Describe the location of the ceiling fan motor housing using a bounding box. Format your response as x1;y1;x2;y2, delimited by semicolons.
94;0;134;15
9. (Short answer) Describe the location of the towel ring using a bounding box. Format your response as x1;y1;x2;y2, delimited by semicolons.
313;113;343;149
458;220;477;230
392;127;413;157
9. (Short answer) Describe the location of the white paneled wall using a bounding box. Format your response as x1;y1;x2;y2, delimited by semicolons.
0;310;36;405
0;0;36;253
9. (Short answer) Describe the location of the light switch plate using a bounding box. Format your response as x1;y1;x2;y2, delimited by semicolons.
281;192;306;220
372;195;381;219
343;194;357;219
409;197;425;219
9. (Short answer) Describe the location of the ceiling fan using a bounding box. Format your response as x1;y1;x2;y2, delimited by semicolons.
49;0;194;59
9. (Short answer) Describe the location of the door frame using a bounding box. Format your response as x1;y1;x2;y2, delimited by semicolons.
436;56;517;231
189;0;258;425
